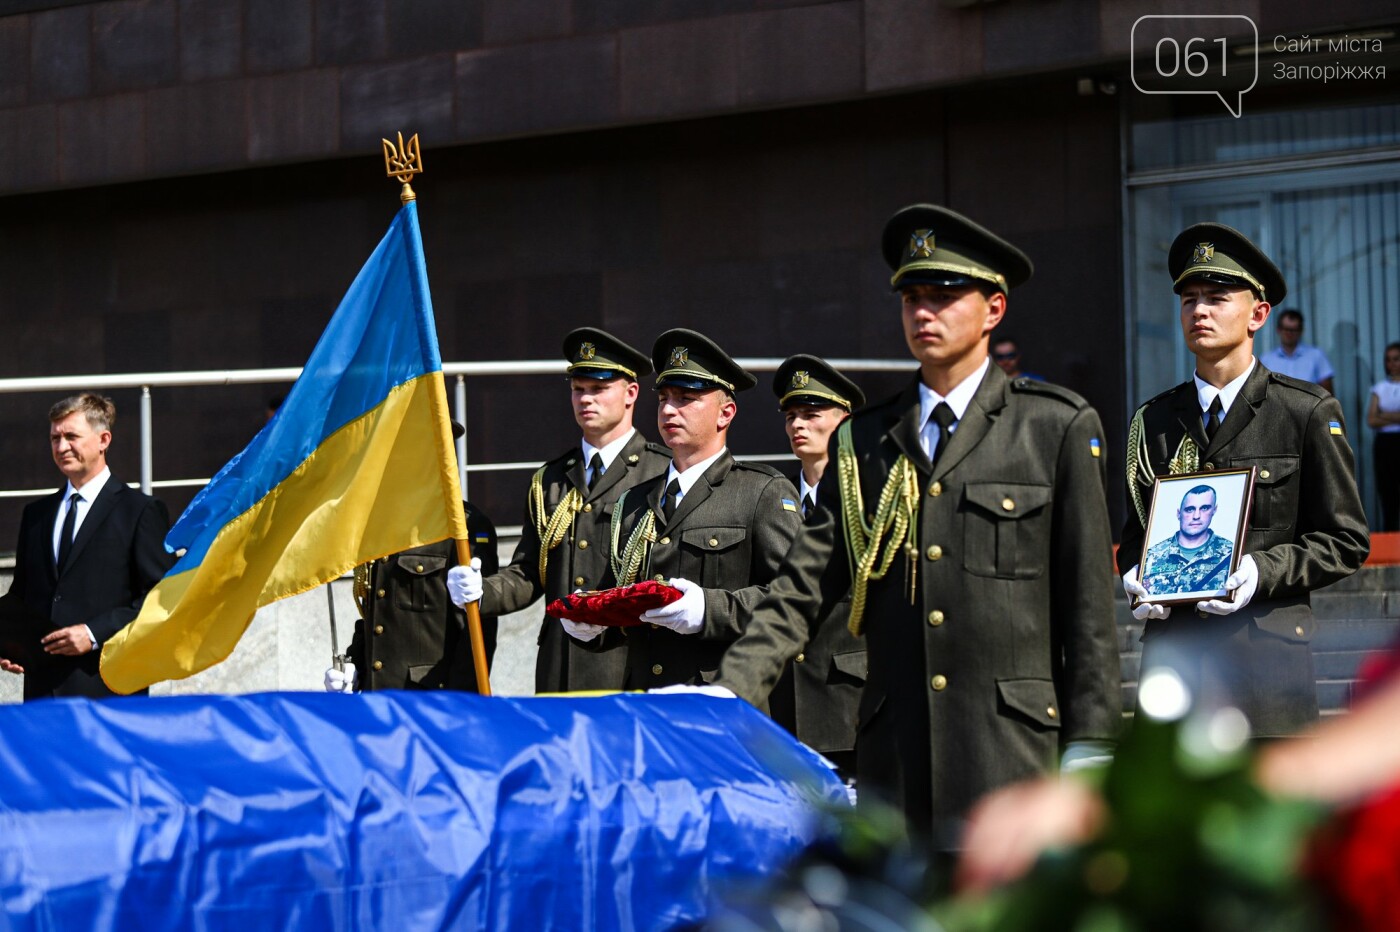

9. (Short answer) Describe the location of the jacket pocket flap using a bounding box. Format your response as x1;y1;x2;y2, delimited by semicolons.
1235;455;1299;485
830;649;868;681
396;554;448;576
964;482;1052;518
681;527;747;551
996;677;1062;728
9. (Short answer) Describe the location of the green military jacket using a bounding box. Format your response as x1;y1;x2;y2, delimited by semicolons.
1118;363;1370;734
610;451;801;690
718;367;1122;842
482;429;669;693
349;502;499;692
767;467;866;758
1142;530;1234;596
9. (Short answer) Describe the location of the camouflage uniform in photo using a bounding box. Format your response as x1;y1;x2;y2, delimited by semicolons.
1141;530;1233;596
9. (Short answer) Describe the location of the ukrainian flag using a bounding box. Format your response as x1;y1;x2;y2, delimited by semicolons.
101;201;466;694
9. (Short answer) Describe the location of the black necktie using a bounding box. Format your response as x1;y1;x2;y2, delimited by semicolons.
1205;396;1224;442
56;492;80;571
587;453;605;490
802;494;815;520
929;402;957;467
661;478;681;522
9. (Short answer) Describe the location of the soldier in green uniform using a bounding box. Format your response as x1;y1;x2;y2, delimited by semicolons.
325;420;503;694
766;355;867;775
1141;484;1234;596
1120;223;1369;736
446;328;670;693
716;205;1121;845
573;329;802;690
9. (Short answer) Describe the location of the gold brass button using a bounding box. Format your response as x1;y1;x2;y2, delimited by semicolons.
373;625;384;635
1203;462;1215;470
651;664;663;676
628;454;639;463
1001;497;1015;511
931;674;947;691
1261;469;1271;479
578;540;589;550
1197;609;1210;619
376;588;386;599
583;503;593;513
372;661;383;671
929;481;942;497
655;574;666;583
795;653;805;663
1295;625;1305;637
926;545;943;561
659;537;671;545
415;563;424;572
1047;706;1057;719
928;610;944;626
574;576;585;587
709;538;719;548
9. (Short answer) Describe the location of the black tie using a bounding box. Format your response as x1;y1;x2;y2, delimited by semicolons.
802;494;815;520
929;402;957;467
661;478;681;522
56;492;80;572
1205;396;1224;442
587;453;605;490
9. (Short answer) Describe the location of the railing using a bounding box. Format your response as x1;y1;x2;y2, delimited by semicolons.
0;358;913;505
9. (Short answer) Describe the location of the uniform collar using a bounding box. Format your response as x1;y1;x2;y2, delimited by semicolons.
1193;357;1256;417
580;428;636;471
665;446;727;497
917;356;990;427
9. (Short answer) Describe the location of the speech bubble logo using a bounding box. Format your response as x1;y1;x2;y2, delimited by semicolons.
1130;15;1258;118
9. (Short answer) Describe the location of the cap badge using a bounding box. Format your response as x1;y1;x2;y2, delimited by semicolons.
669;346;689;368
908;229;936;259
789;371;810;390
578;342;596;361
1192;243;1216;265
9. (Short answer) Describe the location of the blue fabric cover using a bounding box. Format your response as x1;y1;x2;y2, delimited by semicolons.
0;691;843;930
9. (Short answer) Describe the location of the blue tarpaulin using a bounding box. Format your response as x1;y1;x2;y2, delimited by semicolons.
0;691;844;930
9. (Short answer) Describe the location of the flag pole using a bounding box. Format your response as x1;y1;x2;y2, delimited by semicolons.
384;131;492;697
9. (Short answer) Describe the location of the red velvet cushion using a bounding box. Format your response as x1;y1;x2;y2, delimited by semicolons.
546;580;682;628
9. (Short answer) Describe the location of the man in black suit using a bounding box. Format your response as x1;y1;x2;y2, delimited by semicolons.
0;393;174;700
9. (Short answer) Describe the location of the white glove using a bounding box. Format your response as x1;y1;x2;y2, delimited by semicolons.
649;682;737;699
323;662;357;693
560;618;606;642
1061;740;1115;774
1196;554;1259;616
640;577;705;635
447;557;482;608
1123;564;1171;621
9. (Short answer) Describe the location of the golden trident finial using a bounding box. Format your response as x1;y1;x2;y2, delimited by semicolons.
382;132;423;204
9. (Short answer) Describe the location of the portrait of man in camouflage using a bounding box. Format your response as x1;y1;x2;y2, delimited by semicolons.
1141;483;1235;597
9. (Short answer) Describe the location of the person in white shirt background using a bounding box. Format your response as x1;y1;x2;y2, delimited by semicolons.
1261;309;1334;394
1368;341;1400;531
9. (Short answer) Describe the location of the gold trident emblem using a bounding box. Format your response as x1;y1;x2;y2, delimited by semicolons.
909;229;935;258
790;371;810;390
578;342;596;361
382;132;424;204
1192;242;1215;264
669;347;689;368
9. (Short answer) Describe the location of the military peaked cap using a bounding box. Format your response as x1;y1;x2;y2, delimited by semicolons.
562;327;652;381
882;204;1033;293
652;328;756;393
772;355;865;411
1169;222;1287;304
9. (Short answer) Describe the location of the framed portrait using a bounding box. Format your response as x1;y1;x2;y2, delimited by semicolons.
1133;467;1256;606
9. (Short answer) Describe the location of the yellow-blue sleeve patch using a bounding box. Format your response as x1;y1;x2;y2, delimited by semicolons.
1090;438;1102;458
1329;420;1343;435
781;498;799;512
474;533;492;544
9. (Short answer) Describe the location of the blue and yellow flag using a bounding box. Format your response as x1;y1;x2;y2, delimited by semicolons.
101;201;466;694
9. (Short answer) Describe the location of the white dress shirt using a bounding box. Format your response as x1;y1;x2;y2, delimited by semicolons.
917;357;991;459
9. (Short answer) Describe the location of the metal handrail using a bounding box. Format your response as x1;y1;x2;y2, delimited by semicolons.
0;357;912;502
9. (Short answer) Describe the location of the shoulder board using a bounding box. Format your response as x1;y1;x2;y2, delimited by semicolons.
542;446;582;470
1137;380;1191;409
1266;371;1329;399
642;441;672;458
732;461;787;478
1009;378;1086;407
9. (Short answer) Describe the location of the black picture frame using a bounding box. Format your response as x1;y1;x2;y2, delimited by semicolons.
1133;467;1256;607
